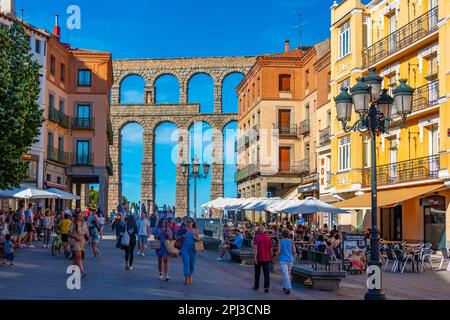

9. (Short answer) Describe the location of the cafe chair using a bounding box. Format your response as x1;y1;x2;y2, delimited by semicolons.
419;249;434;273
384;248;397;271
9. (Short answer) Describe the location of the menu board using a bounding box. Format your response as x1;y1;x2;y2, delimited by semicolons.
342;234;367;272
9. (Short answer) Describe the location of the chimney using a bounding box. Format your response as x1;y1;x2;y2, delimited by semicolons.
285;40;290;52
0;0;17;18
53;15;61;39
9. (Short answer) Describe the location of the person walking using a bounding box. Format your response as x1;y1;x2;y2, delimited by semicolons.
275;230;296;294
154;218;173;280
252;226;273;293
91;220;101;259
137;212;150;256
16;204;26;248
24;203;35;248
97;211;106;240
42;209;53;248
123;213;138;271
111;213;123;239
178;218;200;285
69;213;90;277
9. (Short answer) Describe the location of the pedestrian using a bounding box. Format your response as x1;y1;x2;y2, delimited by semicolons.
275;230;296;294
69;213;90;277
2;234;14;267
59;214;72;256
252;226;273;293
154;218;173;281
91;220;100;259
123;213;138;271
149;211;157;236
137;212;150;256
97;211;105;239
111;213;123;239
178;218;200;285
24;203;35;248
42;209;53;248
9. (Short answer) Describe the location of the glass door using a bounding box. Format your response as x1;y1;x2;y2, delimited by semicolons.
388;13;397;52
429;0;438;29
429;125;439;173
381;206;402;241
424;205;446;249
77;105;90;128
76;140;90;165
389;141;398;183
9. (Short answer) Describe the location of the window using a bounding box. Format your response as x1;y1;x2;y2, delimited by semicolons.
338;135;351;171
77;69;91;86
279;74;291;92
362;135;371;168
49;94;54;109
47;132;54;150
50;55;55;75
57;176;62;185
338;20;351;59
60;63;66;82
76;104;91;127
35;39;41;54
59;99;65;114
58;137;64;151
46;174;51;182
76;140;90;165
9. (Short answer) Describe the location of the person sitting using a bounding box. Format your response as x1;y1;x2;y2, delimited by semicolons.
313;235;327;253
329;225;339;238
216;230;244;261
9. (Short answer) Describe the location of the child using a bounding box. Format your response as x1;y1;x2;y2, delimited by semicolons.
2;235;14;266
91;220;100;259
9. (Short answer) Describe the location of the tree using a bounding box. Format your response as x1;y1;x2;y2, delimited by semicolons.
121;195;128;206
88;187;99;208
0;23;43;189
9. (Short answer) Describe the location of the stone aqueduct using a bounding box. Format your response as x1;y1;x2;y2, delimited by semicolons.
108;56;256;215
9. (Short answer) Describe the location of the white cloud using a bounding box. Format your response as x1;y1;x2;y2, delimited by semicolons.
122;89;144;104
122;126;143;144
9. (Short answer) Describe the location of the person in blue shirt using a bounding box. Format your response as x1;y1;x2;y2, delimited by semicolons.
216;229;244;261
178;218;200;285
2;234;14;266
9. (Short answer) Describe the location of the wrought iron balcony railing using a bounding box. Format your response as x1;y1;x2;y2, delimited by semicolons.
274;124;299;137
412;80;439;113
47;147;69;165
362;7;438;68
234;164;260;182
300;119;310;135
319;126;331;145
361;154;440;187
48;106;60;123
48;106;70;129
72;117;95;130
71;152;94;166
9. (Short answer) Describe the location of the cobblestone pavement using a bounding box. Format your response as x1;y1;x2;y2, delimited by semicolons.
1;230;449;300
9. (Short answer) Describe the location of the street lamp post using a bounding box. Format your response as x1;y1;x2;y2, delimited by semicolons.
334;67;414;300
181;156;210;218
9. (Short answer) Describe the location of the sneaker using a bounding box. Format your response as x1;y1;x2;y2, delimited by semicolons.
141;253;145;257
165;275;170;281
19;244;25;248
159;274;165;281
28;245;35;248
137;251;141;255
216;257;224;261
129;266;133;271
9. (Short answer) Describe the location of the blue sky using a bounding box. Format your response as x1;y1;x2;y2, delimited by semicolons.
18;0;345;213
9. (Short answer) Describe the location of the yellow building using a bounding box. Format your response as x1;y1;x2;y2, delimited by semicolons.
328;0;450;249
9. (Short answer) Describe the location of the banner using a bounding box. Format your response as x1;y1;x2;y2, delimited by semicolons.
342;234;367;272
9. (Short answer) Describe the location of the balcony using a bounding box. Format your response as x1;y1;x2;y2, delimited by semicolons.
274;124;299;137
48;106;70;129
234;164;260;183
299;119;310;135
361;154;440;187
107;155;113;176
299;158;310;175
412;81;439;113
107;118;114;145
47;147;69;165
319;126;331;146
72;117;95;130
71;152;94;166
362;7;438;68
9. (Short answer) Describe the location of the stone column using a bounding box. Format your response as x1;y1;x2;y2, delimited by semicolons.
98;173;108;214
144;85;155;104
111;85;121;104
179;80;188;104
108;128;121;212
210;128;224;200
176;128;189;217
214;84;222;113
141;132;155;213
260;179;268;198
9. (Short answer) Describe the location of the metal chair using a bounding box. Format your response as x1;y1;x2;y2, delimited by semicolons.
439;248;450;270
419;248;434;273
423;243;432;250
393;249;408;273
384;248;397;271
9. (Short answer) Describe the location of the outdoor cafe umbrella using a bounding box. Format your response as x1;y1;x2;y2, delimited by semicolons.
280;197;349;215
46;188;80;200
0;186;60;199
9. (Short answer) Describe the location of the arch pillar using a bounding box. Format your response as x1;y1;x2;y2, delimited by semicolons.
111;85;121;104
210;127;224;200
142;131;155;213
179;80;188;104
108;124;122;211
176;128;190;217
144;85;155;104
214;84;222;113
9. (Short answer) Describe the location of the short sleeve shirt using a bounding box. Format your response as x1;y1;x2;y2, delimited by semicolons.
253;233;273;262
24;209;33;224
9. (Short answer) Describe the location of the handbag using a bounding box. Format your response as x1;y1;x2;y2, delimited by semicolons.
120;223;130;247
195;240;204;251
174;236;183;250
115;233;126;250
165;240;179;256
149;240;161;250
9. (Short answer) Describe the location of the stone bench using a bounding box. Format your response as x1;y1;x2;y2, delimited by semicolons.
200;236;222;250
291;264;346;291
230;249;254;265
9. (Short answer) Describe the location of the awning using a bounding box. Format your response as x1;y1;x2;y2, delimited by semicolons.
334;184;444;210
320;193;339;204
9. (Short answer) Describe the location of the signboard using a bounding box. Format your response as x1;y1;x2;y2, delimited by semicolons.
319;157;330;193
342;234;367;272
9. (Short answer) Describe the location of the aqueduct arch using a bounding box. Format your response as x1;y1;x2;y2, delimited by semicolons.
109;56;256;215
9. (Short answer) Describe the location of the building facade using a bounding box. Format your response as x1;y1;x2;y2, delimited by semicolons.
328;0;450;249
235;40;331;212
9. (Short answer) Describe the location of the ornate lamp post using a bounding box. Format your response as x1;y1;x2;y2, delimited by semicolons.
334;67;414;300
181;156;210;218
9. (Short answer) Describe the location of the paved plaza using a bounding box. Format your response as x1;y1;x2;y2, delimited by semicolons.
1;229;450;300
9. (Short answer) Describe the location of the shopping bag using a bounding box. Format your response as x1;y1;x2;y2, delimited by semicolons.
115;233;126;250
195;240;204;251
121;230;130;247
149;240;161;250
